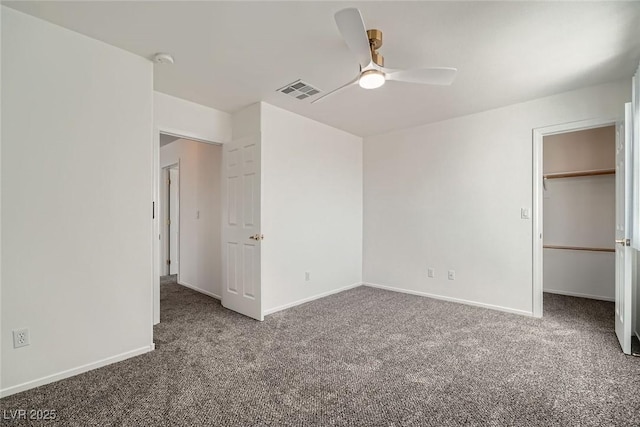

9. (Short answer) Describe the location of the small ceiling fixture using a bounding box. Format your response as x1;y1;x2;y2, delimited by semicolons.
359;70;385;89
153;52;174;64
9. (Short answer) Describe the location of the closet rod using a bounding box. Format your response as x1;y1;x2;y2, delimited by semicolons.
543;245;614;253
543;168;615;179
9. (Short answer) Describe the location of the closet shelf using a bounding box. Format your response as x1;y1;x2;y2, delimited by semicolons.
543;244;614;253
543;168;615;179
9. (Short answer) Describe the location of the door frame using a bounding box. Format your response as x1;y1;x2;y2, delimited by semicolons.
532;117;619;318
161;162;180;276
153;130;220;325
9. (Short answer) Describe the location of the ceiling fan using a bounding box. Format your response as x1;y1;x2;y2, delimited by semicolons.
311;8;457;104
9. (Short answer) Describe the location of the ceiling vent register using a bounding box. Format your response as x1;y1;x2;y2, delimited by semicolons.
277;80;321;100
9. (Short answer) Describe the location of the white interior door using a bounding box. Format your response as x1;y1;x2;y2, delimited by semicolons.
169;167;180;275
222;135;262;321
615;104;633;354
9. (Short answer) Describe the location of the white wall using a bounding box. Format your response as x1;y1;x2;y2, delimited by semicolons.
543;126;616;173
154;92;231;144
260;103;363;314
232;102;261;140
153;92;231;323
543;249;614;301
363;80;630;315
544;176;615;248
543;127;615;301
160;139;223;298
1;7;154;396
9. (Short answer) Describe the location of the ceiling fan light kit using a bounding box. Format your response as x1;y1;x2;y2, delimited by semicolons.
359;69;385;89
311;8;457;104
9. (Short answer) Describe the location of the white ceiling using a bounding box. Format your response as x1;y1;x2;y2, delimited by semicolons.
5;1;640;137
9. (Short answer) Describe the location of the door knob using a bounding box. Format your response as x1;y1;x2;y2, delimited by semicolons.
249;234;264;241
615;239;629;246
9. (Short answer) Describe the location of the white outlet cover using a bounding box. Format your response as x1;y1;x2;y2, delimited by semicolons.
427;268;435;278
13;328;30;348
448;270;455;280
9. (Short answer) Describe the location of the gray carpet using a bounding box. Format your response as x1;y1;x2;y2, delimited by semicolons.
2;279;639;426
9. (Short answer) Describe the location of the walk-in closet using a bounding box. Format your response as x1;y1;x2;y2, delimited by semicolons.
543;125;616;301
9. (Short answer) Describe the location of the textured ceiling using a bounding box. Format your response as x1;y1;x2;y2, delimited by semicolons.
5;1;640;136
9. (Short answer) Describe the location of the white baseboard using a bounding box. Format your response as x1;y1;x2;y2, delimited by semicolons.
543;288;614;302
0;344;154;398
363;282;533;317
263;282;362;316
178;280;221;300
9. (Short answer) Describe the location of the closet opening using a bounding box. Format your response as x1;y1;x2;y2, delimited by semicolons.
542;125;616;305
533;121;618;332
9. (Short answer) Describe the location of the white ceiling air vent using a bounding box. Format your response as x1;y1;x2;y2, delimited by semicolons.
277;80;321;101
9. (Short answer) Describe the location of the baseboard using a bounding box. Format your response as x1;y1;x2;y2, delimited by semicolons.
363;282;533;317
543;288;614;302
0;344;154;398
178;280;221;300
263;282;362;316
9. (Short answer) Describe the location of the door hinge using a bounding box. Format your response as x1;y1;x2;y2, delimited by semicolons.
166;259;171;265
167;219;171;225
167;179;171;185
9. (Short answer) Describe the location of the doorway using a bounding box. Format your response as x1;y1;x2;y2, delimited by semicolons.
533;114;635;354
155;133;223;323
541;125;616;302
532;119;617;317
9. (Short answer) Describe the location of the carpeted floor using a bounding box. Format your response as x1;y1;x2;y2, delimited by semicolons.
2;278;639;426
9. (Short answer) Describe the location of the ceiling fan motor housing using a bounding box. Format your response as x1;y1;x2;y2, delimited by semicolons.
367;29;384;66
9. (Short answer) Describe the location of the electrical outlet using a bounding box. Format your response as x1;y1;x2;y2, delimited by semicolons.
305;271;311;281
13;328;30;348
427;268;435;278
448;270;456;280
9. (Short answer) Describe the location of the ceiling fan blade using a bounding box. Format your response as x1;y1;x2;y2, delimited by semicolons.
386;67;458;86
334;8;372;69
311;76;359;104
